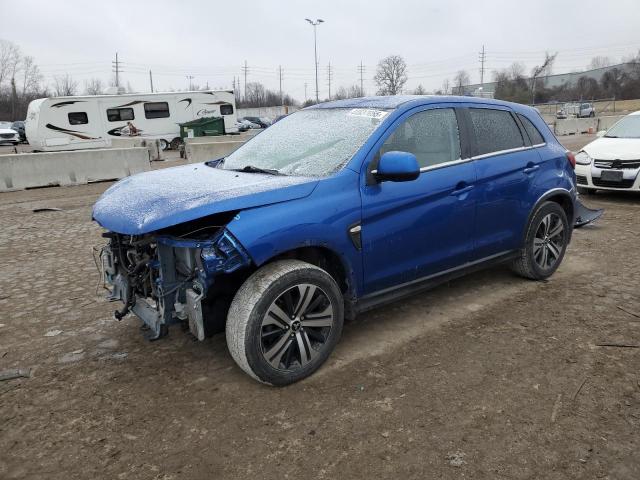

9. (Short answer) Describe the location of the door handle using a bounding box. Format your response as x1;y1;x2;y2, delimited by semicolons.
450;185;474;196
523;165;540;174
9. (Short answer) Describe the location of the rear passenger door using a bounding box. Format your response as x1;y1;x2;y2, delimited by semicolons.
465;107;542;259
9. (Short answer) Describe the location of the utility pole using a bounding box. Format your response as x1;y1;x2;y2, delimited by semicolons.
278;65;283;105
357;61;365;96
305;18;324;103
149;70;154;93
241;60;249;101
304;82;308;101
112;52;121;88
326;62;332;100
479;45;486;88
186;75;194;90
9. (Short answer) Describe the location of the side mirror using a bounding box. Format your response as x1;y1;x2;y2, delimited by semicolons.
596;130;606;137
375;151;420;182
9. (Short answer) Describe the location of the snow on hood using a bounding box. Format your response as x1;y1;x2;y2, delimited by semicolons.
0;128;17;134
92;163;319;235
582;137;640;160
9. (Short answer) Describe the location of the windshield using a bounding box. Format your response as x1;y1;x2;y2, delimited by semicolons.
605;115;640;138
0;122;12;129
222;108;389;176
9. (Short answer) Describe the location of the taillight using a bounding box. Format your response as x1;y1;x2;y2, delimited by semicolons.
566;151;576;169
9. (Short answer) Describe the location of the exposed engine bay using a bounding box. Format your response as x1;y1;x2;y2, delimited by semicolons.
99;220;251;341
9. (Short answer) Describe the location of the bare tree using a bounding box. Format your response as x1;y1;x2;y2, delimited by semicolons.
373;55;408;95
413;84;426;95
84;77;104;95
21;55;42;94
0;39;21;89
509;62;526;79
52;74;78;96
530;52;557;103
453;70;471;93
589;56;612;70
441;78;450;95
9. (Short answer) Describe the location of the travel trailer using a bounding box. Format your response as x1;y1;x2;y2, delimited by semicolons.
25;90;238;151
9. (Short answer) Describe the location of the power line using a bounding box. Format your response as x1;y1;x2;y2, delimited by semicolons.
479;45;486;87
357;61;365;96
326;62;333;100
111;52;121;88
241;60;249;100
278;65;284;105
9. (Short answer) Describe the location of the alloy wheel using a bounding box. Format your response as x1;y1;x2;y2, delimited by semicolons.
260;284;334;371
533;213;565;269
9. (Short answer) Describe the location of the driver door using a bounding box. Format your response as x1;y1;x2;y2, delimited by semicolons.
359;106;477;295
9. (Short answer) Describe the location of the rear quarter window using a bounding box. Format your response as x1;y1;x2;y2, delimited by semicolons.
468;108;523;156
517;114;545;145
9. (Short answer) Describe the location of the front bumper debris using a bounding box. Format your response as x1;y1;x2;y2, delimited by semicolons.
101;229;251;340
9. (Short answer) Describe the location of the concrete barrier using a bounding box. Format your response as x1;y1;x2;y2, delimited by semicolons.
185;141;246;164
0;147;150;192
597;115;625;132
110;137;163;161
554;118;598;136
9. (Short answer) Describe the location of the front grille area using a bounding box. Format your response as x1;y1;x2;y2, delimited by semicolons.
576;174;588;185
592;177;636;188
0;133;15;139
594;159;640;169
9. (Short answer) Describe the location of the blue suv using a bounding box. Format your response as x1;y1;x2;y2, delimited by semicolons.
93;96;577;385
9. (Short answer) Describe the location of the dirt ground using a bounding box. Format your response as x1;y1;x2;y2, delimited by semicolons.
1;134;639;479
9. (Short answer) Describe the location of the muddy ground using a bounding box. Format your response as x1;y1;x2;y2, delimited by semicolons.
1;134;639;479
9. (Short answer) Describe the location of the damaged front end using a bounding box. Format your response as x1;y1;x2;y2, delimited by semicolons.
100;225;251;341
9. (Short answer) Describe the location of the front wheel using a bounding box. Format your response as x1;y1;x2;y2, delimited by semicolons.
511;201;569;280
226;260;344;386
159;139;169;150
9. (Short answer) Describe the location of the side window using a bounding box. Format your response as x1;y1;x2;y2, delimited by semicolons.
517;114;545;145
220;104;234;115
107;108;134;122
144;102;170;119
68;112;88;125
469;108;524;156
379;108;461;168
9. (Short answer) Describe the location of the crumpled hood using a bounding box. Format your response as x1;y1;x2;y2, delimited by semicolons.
582;137;640;160
93;163;319;234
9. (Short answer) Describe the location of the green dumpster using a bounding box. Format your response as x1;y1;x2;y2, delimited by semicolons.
179;116;225;139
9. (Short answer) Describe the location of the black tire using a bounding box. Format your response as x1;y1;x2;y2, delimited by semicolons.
511;201;569;280
159;139;169;151
226;260;344;386
170;137;182;150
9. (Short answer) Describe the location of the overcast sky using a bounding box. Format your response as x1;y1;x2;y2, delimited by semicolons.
4;0;640;100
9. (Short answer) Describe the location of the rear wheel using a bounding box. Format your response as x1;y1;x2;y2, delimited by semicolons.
226;260;344;386
511;201;569;280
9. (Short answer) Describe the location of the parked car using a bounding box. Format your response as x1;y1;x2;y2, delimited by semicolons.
241;116;271;128
564;102;595;118
0;121;20;145
556;109;567;120
575;110;640;193
237;119;261;130
11;120;26;142
93;95;577;386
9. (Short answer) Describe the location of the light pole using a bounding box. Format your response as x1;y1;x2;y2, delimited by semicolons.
305;18;324;103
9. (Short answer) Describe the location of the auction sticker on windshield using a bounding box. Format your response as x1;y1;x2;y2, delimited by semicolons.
347;108;388;120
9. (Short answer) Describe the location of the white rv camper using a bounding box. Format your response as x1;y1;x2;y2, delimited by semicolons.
25;90;238;151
